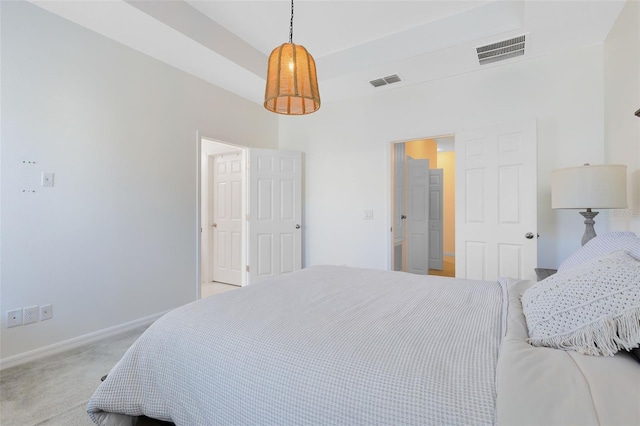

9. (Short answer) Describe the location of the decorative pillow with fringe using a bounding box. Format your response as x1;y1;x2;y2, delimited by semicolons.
522;250;640;356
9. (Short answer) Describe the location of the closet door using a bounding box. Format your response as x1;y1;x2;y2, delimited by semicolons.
406;157;430;275
455;120;537;281
211;153;243;285
248;149;302;284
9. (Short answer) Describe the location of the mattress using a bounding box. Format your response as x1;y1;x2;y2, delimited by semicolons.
88;265;505;425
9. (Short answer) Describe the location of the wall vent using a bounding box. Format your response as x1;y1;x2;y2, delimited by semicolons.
369;74;402;88
476;35;525;65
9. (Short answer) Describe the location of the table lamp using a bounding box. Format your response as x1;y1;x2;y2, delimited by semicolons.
551;164;627;246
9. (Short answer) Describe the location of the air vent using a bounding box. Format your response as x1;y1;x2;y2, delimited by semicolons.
476;35;525;65
369;74;402;88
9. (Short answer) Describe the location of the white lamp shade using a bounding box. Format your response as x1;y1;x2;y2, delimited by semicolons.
551;164;627;209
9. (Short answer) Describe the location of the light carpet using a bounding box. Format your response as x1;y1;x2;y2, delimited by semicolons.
1;325;148;426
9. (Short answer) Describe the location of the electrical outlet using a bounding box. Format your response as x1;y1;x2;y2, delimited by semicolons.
7;309;23;328
40;304;53;321
23;306;39;324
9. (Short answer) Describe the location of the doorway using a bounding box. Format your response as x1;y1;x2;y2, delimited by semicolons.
391;136;456;277
198;140;304;298
390;121;538;281
200;137;246;297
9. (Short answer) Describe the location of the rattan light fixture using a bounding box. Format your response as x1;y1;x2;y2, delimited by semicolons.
264;0;320;115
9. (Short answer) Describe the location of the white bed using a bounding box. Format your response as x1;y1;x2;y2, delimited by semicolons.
87;237;640;425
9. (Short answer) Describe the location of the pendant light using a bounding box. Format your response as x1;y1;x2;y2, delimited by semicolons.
264;0;320;115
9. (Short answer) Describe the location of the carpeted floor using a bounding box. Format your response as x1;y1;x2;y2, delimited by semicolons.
0;325;148;426
1;285;238;426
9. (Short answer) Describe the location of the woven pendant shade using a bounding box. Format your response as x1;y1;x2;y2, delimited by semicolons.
264;43;320;115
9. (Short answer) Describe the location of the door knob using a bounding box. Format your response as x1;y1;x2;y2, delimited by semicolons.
401;215;407;220
525;232;539;239
295;224;301;229
212;223;217;228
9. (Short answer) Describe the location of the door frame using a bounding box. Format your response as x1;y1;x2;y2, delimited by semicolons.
197;133;248;299
389;134;454;274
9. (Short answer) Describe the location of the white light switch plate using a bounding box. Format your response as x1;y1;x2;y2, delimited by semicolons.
41;172;54;187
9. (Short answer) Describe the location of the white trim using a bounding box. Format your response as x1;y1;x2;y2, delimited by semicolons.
196;130;203;300
0;312;166;370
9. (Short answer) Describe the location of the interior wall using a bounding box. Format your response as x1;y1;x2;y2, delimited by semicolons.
0;2;278;361
405;139;438;166
279;45;610;271
604;0;640;234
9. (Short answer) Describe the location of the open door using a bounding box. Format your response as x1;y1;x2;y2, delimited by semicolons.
406;157;430;275
392;143;406;271
455;120;537;281
428;169;444;270
248;149;302;284
211;152;243;285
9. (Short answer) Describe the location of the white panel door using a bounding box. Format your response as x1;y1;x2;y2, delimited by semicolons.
455;121;537;281
392;143;406;271
406;157;430;275
393;143;406;245
212;153;243;285
249;149;302;284
428;169;444;270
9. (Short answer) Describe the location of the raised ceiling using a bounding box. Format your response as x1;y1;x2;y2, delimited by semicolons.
29;0;626;106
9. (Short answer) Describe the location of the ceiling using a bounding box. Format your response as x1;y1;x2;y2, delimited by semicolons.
30;0;626;107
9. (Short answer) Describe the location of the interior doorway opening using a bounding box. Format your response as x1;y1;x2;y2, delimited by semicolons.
200;137;247;299
390;136;456;277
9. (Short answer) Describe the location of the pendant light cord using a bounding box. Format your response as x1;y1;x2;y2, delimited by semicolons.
289;0;294;43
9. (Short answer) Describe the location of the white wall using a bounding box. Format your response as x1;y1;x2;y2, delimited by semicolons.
279;45;614;271
604;0;640;233
0;2;278;361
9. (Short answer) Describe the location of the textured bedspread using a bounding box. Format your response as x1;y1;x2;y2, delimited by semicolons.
88;266;505;425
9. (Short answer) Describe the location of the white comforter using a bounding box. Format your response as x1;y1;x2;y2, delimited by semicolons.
88;266;505;425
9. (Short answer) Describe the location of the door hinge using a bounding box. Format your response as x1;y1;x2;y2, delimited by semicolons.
246;214;250;221
246;265;250;272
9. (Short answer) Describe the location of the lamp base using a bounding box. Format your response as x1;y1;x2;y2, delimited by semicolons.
579;209;599;246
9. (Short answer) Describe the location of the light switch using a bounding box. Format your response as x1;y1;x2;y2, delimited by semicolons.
41;172;54;187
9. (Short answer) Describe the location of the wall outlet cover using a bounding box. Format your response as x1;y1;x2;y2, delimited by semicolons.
23;306;39;324
7;309;23;328
40;304;53;321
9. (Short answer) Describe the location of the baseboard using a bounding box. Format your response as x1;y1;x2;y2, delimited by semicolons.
0;311;166;370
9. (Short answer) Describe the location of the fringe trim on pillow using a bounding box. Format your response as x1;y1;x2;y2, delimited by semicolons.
527;308;640;356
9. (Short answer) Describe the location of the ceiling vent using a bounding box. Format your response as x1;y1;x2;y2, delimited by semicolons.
476;35;525;65
369;74;402;88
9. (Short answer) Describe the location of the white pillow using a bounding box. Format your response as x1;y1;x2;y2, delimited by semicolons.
522;250;640;356
557;231;638;272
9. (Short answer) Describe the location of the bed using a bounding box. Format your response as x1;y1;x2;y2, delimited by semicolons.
87;233;640;425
